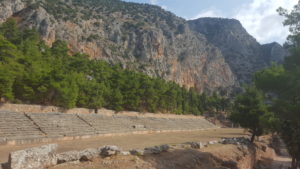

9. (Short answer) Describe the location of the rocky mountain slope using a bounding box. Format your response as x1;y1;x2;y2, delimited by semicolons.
188;18;287;85
0;0;286;94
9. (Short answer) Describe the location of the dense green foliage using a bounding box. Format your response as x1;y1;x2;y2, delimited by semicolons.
0;19;227;115
230;86;271;142
278;2;300;47
255;50;300;167
252;3;300;168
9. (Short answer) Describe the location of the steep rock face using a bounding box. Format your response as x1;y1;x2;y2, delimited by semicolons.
261;42;287;64
0;0;236;93
1;1;286;93
188;18;287;85
0;0;25;23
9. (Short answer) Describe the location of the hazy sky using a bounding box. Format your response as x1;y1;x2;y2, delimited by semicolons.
123;0;299;44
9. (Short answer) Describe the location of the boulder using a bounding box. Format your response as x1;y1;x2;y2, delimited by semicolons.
9;144;57;169
100;146;120;157
144;144;170;154
56;148;100;164
56;151;80;164
159;144;170;152
79;148;100;161
220;137;251;145
129;149;145;156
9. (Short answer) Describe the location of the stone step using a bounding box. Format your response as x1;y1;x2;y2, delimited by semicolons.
0;111;216;142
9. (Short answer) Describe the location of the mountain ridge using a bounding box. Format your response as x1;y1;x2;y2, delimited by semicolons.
0;0;286;94
188;17;287;85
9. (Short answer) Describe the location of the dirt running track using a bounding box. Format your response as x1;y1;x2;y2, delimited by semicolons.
0;128;246;163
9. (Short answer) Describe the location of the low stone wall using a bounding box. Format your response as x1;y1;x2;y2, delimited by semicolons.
0;103;94;115
0;103;204;119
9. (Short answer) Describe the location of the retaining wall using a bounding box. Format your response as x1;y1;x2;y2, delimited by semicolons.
0;103;205;119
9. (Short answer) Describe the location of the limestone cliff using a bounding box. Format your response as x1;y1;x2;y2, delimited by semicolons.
0;0;286;93
188;18;287;85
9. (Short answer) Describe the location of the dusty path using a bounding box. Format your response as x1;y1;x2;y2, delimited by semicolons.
270;138;292;169
257;136;292;169
271;156;292;169
0;128;246;163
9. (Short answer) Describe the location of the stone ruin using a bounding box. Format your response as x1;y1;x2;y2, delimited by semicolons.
0;110;217;145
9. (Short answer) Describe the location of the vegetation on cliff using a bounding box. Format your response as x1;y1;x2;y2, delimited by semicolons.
0;0;238;93
0;19;229;115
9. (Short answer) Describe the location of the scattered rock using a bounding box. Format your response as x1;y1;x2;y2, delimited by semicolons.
171;144;191;149
9;144;57;169
100;146;121;157
79;148;100;161
56;151;81;164
221;137;251;145
129;149;144;156
185;142;207;149
144;147;161;154
144;144;170;154
159;144;170;152
56;148;100;164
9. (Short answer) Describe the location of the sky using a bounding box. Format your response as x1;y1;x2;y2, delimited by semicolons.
123;0;299;44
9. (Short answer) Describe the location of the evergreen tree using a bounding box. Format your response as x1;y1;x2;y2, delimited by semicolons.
230;86;269;142
0;19;222;116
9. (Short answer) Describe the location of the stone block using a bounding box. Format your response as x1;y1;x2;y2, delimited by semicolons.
79;148;100;161
100;145;121;157
56;151;80;164
9;144;57;169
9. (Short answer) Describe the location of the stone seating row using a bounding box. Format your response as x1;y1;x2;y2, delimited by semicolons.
0;111;45;140
0;111;216;142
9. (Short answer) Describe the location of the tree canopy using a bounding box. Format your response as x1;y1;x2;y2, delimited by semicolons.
251;3;300;168
230;86;270;142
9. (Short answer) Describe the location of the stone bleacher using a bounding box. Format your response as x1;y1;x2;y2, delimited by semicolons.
27;113;96;137
0;111;44;141
0;111;217;145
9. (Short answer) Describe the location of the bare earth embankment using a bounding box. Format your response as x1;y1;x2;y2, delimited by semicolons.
47;135;291;169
